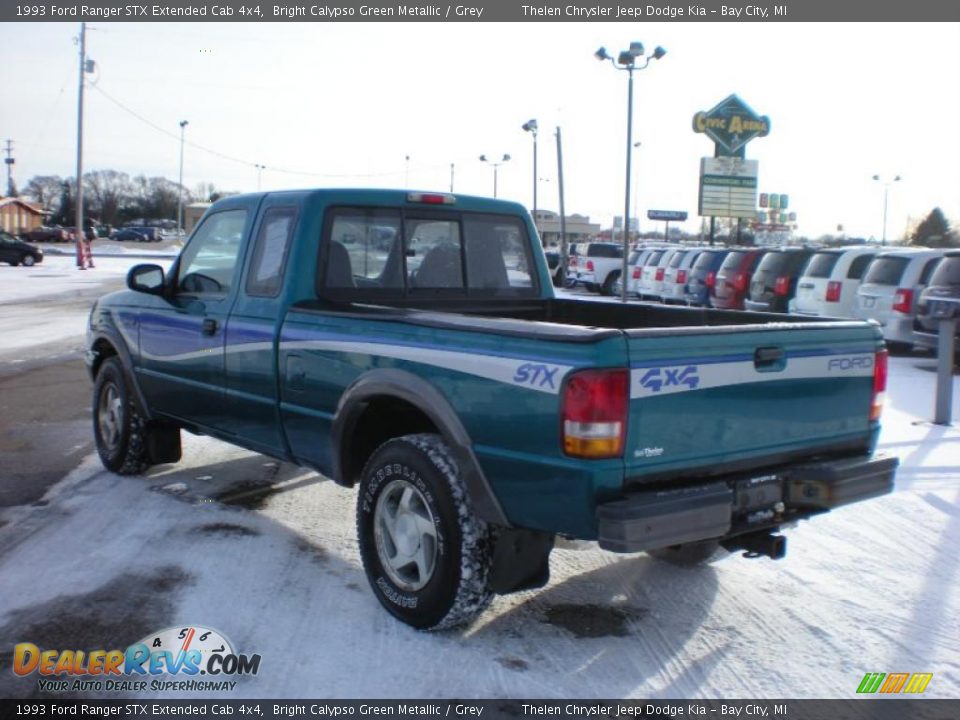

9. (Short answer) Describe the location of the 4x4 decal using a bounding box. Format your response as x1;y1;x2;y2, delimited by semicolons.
639;366;700;393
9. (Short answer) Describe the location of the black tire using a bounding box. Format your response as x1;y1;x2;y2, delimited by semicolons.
93;357;151;475
601;271;620;296
356;433;494;630
649;540;722;567
553;266;565;288
21;255;36;267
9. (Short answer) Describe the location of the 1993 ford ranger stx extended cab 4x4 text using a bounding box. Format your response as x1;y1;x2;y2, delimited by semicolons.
87;189;897;629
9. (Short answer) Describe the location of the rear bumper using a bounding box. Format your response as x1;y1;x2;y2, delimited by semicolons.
596;453;897;553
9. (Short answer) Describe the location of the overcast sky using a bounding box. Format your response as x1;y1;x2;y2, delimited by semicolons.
2;21;958;239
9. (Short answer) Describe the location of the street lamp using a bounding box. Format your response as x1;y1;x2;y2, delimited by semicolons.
872;174;901;245
479;153;511;198
522;119;539;238
595;41;666;302
633;141;641;239
177;120;188;241
255;164;265;191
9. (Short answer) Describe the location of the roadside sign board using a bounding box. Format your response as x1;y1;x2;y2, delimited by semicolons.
647;210;688;221
693;95;770;156
699;157;758;218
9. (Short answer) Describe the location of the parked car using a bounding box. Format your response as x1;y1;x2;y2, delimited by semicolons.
683;248;731;306
660;248;706;305
744;248;817;313
913;252;960;351
623;247;663;297
710;248;769;310
636;247;674;299
543;249;567;287
790;247;878;319
564;243;581;288
21;226;69;243
0;229;44;266
854;248;945;350
573;242;624;295
111;228;149;242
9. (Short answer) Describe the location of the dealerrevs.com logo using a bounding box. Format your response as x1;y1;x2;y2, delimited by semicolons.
12;626;261;693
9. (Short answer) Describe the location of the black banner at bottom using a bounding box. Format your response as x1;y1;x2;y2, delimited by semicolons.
0;700;957;720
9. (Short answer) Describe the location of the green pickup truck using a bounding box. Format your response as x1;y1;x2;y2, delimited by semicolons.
86;189;896;630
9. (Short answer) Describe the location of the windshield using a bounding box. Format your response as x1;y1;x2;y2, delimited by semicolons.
863;256;910;285
930;257;960;286
801;252;841;278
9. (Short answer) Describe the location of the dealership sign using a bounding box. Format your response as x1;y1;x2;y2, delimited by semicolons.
693;95;770;156
699;157;758;219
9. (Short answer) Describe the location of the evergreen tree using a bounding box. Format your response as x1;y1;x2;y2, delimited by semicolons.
911;207;953;247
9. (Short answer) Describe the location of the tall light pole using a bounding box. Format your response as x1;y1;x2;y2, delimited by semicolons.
633;140;641;239
405;155;411;187
522;119;539;240
595;42;666;302
872;174;901;245
479;153;511;198
177;120;188;241
255;163;265;191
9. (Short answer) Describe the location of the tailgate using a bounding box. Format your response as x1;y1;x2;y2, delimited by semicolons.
623;322;882;481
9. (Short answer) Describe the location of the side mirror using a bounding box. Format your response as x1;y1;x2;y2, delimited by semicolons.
127;264;166;294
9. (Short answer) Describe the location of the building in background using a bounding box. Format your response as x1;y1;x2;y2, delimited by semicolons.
0;197;44;235
533;210;600;247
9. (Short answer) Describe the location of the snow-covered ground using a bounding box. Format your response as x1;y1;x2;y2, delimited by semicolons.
0;259;957;700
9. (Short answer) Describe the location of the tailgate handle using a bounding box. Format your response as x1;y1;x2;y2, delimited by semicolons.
754;346;785;370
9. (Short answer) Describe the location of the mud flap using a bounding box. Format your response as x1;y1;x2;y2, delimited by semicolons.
489;528;555;594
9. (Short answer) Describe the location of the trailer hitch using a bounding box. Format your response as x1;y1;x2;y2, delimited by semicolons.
722;532;787;560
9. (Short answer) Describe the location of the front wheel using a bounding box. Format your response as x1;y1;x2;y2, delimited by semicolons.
21;255;36;267
356;433;494;630
93;357;151;474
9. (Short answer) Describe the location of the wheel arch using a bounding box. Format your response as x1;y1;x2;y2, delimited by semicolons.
331;368;509;527
88;330;153;421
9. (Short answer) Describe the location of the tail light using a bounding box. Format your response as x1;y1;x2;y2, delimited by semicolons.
774;276;790;296
677;270;688;284
826;281;842;303
586;260;595;272
892;288;913;314
870;349;888;422
407;192;456;205
632;267;641;279
655;268;665;282
562;369;628;459
569;257;577;268
734;271;749;293
705;271;717;289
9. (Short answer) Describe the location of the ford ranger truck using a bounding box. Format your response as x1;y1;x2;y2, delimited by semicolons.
86;189;897;630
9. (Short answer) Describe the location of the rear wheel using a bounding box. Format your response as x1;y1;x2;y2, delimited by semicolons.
601;271;620;296
93;358;151;475
357;433;494;630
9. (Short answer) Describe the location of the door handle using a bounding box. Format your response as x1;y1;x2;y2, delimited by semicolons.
202;318;218;336
754;346;785;371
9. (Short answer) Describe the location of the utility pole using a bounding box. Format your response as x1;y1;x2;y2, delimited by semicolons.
556;127;567;273
75;22;87;269
4;140;16;197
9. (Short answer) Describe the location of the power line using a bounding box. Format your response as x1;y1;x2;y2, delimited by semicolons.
87;83;468;181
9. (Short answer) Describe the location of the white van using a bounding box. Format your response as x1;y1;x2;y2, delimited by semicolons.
854;248;945;349
790;247;878;319
660;248;706;304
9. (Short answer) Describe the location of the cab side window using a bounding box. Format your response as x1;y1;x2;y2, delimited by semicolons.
176;210;248;295
247;207;297;297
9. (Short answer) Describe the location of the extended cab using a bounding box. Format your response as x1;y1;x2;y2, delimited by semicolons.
87;190;897;630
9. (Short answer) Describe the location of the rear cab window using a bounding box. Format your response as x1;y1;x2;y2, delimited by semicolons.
846;254;875;279
719;250;749;272
668;250;688;268
319;207;538;299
